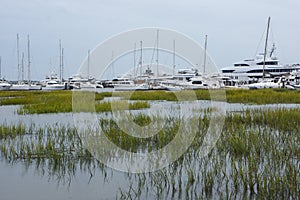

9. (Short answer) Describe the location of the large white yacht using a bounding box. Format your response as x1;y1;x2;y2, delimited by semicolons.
221;44;300;83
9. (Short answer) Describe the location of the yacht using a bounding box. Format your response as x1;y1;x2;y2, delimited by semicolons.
10;82;30;91
221;44;300;83
68;74;101;90
105;77;136;89
221;17;300;84
0;80;11;91
40;71;61;87
28;83;42;90
246;77;285;89
43;80;65;90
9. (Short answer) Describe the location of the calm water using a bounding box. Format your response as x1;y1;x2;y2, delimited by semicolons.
0;100;299;199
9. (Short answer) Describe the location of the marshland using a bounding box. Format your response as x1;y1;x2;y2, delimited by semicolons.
0;89;299;199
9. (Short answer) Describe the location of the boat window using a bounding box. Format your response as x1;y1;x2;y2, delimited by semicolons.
234;63;250;66
246;70;263;73
192;81;202;85
256;61;278;65
222;70;235;73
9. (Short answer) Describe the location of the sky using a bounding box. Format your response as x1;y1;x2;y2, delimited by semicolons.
1;0;300;80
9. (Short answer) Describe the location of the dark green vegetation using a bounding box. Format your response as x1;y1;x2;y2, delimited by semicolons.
0;108;299;199
126;88;300;104
0;91;149;114
2;89;300;114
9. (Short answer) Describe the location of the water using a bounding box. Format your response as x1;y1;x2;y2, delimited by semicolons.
0;161;131;200
0;100;299;199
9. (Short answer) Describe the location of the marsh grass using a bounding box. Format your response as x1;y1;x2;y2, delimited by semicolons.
0;91;149;114
0;122;27;140
115;108;299;199
0;94;299;199
110;89;300;104
99;115;179;153
2;89;300;114
226;88;300;104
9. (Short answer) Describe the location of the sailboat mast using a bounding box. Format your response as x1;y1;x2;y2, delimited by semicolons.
263;17;271;80
27;35;31;84
21;52;25;82
173;40;176;76
156;29;159;77
0;56;2;79
59;39;62;82
133;43;136;78
140;40;143;77
87;49;90;78
203;35;208;74
61;48;64;82
17;34;20;83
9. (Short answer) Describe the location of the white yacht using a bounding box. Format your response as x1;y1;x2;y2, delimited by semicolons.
43;80;65;90
68;74;100;90
10;83;30;91
221;45;300;83
221;17;300;84
246;77;285;89
0;80;11;91
40;71;61;87
105;77;136;90
29;83;42;90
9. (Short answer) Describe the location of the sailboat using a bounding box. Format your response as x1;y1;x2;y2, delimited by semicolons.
0;56;11;90
27;35;41;90
246;17;286;89
43;40;65;90
10;34;30;90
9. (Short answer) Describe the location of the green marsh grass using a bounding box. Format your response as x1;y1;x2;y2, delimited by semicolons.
2;89;300;114
0;90;299;198
0;91;150;114
112;88;300;104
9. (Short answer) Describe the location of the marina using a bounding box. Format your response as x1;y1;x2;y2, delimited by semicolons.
1;0;300;197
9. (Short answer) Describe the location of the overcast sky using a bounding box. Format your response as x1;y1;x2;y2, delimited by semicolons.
1;0;300;80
